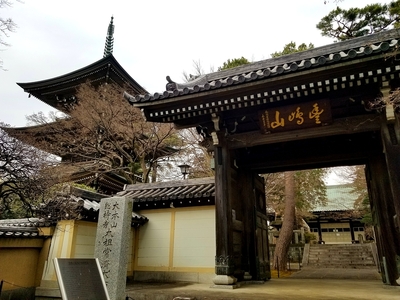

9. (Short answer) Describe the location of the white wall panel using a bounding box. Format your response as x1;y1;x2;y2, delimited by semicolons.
73;221;96;258
127;229;134;272
173;209;215;267
137;212;171;267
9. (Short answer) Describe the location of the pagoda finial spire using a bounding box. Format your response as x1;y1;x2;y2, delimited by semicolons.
103;16;114;57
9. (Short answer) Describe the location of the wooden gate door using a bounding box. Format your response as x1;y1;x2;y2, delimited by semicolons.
254;176;271;281
255;210;271;280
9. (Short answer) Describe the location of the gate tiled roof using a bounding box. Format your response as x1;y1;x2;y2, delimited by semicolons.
126;29;400;104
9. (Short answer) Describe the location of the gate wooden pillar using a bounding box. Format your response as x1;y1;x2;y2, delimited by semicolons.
381;121;400;231
212;131;271;287
366;152;400;285
213;132;237;287
380;116;400;284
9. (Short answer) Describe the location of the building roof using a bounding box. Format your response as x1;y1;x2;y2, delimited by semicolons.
0;177;216;238
0;218;51;238
313;184;357;212
124;29;400;131
17;17;146;113
128;29;398;104
0;187;149;238
17;54;147;112
68;187;148;226
103;16;115;57
118;177;215;210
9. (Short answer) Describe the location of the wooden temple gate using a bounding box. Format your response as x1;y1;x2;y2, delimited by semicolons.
126;29;400;286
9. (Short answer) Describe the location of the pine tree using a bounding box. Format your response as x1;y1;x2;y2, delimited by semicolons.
317;1;400;41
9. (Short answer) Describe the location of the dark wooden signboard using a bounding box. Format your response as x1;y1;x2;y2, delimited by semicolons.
259;99;332;134
54;258;110;300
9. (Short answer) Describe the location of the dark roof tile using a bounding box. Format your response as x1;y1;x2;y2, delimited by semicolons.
118;177;215;209
0;219;47;238
125;30;400;104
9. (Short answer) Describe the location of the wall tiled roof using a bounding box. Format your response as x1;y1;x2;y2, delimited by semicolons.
0;187;149;238
118;177;215;209
67;187;148;225
0;218;51;238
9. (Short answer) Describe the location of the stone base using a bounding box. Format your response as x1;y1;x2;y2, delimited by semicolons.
211;275;238;289
210;283;240;289
243;271;252;281
35;287;61;299
130;271;215;283
240;280;265;285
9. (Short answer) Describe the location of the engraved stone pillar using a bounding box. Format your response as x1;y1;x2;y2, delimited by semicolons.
95;196;133;300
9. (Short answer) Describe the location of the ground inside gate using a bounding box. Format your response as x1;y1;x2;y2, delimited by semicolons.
126;273;399;300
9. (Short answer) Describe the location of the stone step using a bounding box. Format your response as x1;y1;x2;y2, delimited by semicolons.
309;261;373;264
309;248;371;251
308;261;376;265
309;256;374;260
309;264;377;269
307;262;374;266
308;252;373;256
309;249;372;252
308;254;374;258
309;249;371;253
306;244;376;269
308;254;374;259
308;257;374;261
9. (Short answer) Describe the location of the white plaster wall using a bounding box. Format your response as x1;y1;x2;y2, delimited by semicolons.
73;221;134;272
321;222;352;244
137;212;171;267
73;221;96;258
173;209;215;267
127;229;134;272
40;220;75;287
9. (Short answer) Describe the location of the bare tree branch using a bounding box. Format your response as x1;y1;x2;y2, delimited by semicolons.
0;122;60;218
0;0;21;69
24;83;181;186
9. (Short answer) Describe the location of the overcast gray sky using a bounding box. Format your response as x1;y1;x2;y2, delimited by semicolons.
0;0;384;127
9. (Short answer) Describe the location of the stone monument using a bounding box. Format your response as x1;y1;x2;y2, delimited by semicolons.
95;196;133;300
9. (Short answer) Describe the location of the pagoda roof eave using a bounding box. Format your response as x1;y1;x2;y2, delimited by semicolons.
17;55;147;110
18;55;146;93
1;120;65;134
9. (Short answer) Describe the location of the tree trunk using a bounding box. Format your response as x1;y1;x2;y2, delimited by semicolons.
273;171;296;271
151;161;158;183
140;158;151;183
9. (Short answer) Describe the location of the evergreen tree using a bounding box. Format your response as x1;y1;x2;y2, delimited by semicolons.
270;42;314;58
317;1;400;41
218;57;250;71
268;42;325;271
265;169;327;270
